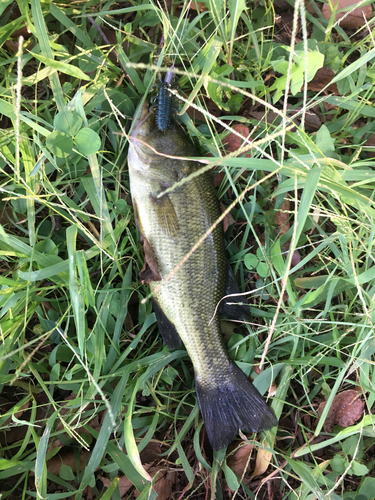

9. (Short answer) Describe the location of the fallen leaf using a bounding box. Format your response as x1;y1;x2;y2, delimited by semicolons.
55;393;102;433
47;450;91;476
2;400;30;426
212;171;225;188
275;196;302;271
132;467;175;499
273;0;290;9
221;203;235;233
85;485;94;500
317;389;364;433
322;0;372;29
190;1;206;12
47;393;102;454
227;443;253;479
304;109;322;132
124;311;134;332
100;475;133;497
290;249;302;268
252;366;277;396
365;133;375;158
323;101;338;113
224;124;251;154
306;1;317;13
251;445;273;478
152;470;173;500
139;441;161;464
276;196;291;236
5;40;19;53
139;233;162;285
309;206;321;235
307;67;338;94
186;98;220;122
101;463;155;498
249;110;279;125
251;104;321;132
223;212;235;233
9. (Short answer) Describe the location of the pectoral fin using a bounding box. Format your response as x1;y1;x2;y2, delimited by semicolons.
149;193;179;239
152;298;183;350
219;266;252;321
133;199;143;234
139;233;162;285
133;200;162;285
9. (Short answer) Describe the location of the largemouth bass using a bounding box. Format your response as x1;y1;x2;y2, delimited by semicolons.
128;99;277;450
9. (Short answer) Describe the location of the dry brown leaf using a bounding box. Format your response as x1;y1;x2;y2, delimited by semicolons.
304;110;322;132
322;0;372;29
323;101;338;114
275;195;302;269
190;1;206;12
55;393;102;433
223;211;235;233
365;133;375;158
251;106;320;132
309;206;321;235
132;467;174;499
139;441;161;464
224;124;251;154
273;0;290;9
186;98;220;122
152;470;173;500
249;110;279;125
252;445;273;478
212;171;225;188
139;233;162;285
252;366;277;396
317;389;364;433
0;399;31;445
5;40;19;53
227;443;253;481
2;400;30;426
220;202;235;233
291;249;302;268
47;450;91;476
276;196;291;236
47;393;102;454
85;485;94;500
307;67;338;94
306;1;317;13
124;311;134;332
100;475;133;497
101;463;156;498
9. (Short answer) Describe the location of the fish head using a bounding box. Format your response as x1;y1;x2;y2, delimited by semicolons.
128;98;195;184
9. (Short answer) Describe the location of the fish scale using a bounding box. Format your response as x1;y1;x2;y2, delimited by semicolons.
128;98;277;450
150;183;227;376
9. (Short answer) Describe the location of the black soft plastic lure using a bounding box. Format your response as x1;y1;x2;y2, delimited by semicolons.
150;69;179;132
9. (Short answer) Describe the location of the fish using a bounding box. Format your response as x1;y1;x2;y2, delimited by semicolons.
127;98;277;450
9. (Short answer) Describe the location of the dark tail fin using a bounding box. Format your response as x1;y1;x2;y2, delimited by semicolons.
195;362;277;451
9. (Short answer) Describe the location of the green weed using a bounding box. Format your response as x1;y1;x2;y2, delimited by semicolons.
0;0;375;499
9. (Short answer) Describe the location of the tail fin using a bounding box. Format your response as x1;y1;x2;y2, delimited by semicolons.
195;362;277;451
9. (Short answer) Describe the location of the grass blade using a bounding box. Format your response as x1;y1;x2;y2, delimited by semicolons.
30;0;65;111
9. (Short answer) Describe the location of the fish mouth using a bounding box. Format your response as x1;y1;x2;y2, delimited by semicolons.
130;98;155;139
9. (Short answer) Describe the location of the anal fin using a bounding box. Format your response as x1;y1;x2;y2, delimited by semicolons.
152;298;183;350
219;265;252;321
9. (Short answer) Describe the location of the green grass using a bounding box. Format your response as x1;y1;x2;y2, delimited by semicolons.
1;0;375;498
